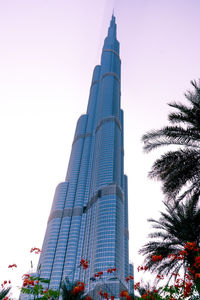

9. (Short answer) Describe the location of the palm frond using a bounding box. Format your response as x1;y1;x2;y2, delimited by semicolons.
0;287;11;300
139;198;200;282
142;80;200;201
148;149;200;199
142;126;200;152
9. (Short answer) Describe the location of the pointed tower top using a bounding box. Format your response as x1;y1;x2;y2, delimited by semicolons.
110;12;116;25
102;14;119;53
107;13;116;39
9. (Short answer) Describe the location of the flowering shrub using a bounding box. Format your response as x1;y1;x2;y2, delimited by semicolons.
21;274;59;299
4;243;200;299
132;241;200;299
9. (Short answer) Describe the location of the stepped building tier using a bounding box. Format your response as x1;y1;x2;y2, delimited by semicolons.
38;15;133;298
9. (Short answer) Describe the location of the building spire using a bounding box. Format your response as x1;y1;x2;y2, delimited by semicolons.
107;13;117;39
102;13;119;54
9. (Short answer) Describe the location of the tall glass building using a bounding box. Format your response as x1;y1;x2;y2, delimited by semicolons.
38;15;132;298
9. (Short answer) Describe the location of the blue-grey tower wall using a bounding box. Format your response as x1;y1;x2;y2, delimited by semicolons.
38;15;131;297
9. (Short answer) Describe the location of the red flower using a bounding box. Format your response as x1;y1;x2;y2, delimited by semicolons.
80;258;85;265
111;296;115;300
120;290;128;297
8;264;17;268
125;277;130;282
185;273;193;280
137;265;147;272
107;268;111;273
179;250;188;256
30;280;34;286
187;267;195;274
80;258;88;269
176;255;184;260
98;271;103;276
156;274;164;280
23;278;35;287
152;255;162;262
72;282;85;295
83;261;88;269
172;272;180;277
30;247;41;254
72;286;80;295
111;267;116;272
185;241;196;248
134;282;140;290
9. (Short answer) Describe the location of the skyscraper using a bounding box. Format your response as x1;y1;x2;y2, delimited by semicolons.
38;15;132;298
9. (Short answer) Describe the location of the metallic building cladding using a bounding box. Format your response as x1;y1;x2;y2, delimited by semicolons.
37;15;131;297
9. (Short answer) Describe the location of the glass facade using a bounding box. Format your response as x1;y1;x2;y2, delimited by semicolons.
37;15;132;298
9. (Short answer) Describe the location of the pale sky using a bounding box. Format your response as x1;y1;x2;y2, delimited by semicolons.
1;0;200;298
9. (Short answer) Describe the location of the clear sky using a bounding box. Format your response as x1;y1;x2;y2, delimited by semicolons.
1;0;200;298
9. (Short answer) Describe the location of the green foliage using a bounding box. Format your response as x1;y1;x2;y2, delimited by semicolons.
21;276;59;299
61;278;85;300
142;80;200;201
140;80;200;297
0;287;11;300
139;196;200;280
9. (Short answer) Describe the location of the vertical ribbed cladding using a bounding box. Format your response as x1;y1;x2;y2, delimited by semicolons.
83;65;101;204
129;263;134;294
91;64;121;189
38;182;69;283
123;175;129;280
79;69;101;284
54;114;88;284
120;109;124;188
81;15;126;292
86;65;101;131
62;64;101;282
98;47;121;121
48;115;88;288
65;114;88;205
90;15;122;190
50;182;69;212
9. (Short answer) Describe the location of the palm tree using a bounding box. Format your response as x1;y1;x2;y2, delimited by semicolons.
139;194;200;293
142;80;200;201
0;287;11;300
